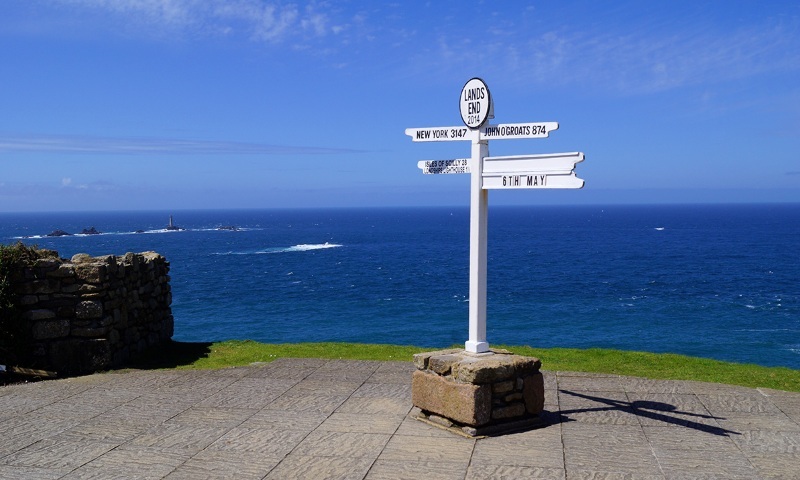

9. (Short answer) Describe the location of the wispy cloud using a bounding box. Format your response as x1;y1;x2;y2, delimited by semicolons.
414;11;800;95
53;0;344;44
0;179;121;195
0;133;361;155
17;2;800;96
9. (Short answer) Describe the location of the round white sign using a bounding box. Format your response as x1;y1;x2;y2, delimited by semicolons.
459;78;491;129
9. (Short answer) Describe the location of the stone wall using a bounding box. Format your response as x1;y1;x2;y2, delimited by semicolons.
10;251;173;375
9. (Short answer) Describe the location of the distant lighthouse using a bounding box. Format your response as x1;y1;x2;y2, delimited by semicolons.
166;214;182;231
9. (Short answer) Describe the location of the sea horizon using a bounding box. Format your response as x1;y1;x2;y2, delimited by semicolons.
3;199;800;216
2;203;799;370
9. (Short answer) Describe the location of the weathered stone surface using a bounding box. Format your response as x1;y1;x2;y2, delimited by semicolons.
428;354;462;375
492;403;526;420
412;370;492;426
427;414;454;428
61;283;81;293
505;393;524;403
79;283;102;294
72;326;111;337
49;264;75;278
20;294;39;305
523;372;545;414
11;250;173;375
32;319;71;339
34;258;61;270
48;338;112;374
32;280;59;295
454;354;541;384
70;253;94;263
75;264;107;284
412;350;545;432
413;349;461;370
24;308;56;321
76;300;103;319
493;380;515;394
95;254;117;265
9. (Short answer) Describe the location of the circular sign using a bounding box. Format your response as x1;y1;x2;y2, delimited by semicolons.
459;77;491;129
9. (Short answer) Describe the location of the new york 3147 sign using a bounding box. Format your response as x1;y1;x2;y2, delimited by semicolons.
406;78;586;354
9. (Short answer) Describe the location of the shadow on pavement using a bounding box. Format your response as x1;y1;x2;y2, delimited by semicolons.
548;389;740;437
122;340;214;370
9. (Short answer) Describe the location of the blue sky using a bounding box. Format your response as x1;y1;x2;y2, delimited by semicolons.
1;1;799;212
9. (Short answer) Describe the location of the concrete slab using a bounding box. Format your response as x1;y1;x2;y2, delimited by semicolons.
0;359;798;479
367;459;468;480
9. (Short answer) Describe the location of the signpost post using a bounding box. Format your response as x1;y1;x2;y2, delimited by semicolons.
406;78;585;354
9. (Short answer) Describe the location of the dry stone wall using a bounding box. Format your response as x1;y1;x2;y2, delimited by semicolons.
12;251;173;375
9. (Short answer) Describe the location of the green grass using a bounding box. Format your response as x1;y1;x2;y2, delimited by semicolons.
125;340;800;393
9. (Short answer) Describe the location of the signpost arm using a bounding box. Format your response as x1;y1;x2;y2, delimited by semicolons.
465;134;490;354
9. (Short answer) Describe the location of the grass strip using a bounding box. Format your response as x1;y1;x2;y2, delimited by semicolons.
126;340;800;393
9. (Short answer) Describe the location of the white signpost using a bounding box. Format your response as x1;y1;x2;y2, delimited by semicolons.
482;152;585;189
417;158;471;174
406;78;585;354
482;122;559;140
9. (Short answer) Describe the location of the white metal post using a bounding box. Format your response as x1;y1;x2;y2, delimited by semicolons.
465;135;490;354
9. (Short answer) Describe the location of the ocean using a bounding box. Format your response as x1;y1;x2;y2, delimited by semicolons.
2;204;798;369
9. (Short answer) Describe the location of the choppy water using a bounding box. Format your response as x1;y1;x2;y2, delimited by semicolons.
3;204;798;369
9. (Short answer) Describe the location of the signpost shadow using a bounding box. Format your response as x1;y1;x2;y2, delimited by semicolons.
547;389;741;437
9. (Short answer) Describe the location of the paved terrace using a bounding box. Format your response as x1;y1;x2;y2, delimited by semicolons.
1;358;799;479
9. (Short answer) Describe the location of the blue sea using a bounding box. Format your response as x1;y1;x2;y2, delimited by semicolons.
2;204;798;369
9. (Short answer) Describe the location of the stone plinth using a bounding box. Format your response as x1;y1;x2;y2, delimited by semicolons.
412;348;545;436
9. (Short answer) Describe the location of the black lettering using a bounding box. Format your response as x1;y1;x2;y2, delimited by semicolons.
526;175;546;186
463;86;486;102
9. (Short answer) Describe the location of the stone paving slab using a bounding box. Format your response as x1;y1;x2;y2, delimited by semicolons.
1;360;799;479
